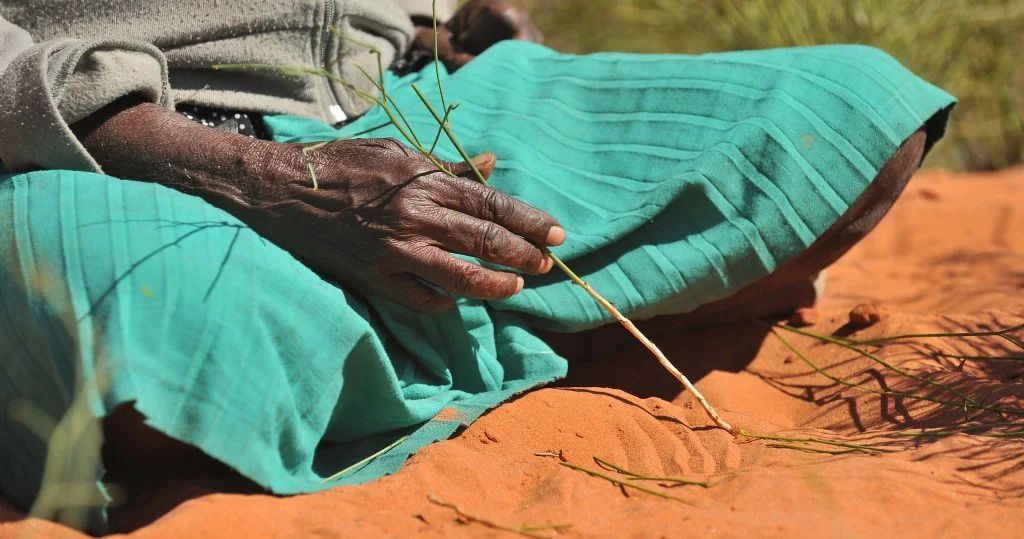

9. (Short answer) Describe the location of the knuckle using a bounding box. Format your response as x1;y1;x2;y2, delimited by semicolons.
451;265;477;295
518;244;543;270
478;222;508;260
527;213;552;239
516;205;554;240
451;264;488;296
483;188;513;219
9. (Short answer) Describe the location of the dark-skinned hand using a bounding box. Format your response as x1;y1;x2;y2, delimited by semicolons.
411;0;544;72
73;99;564;312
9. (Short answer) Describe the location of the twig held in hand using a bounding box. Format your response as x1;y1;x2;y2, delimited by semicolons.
217;0;736;435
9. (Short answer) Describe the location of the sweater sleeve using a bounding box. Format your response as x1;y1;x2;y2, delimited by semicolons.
392;0;457;21
0;14;172;173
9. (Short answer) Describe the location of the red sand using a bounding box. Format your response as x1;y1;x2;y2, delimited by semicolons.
3;168;1023;538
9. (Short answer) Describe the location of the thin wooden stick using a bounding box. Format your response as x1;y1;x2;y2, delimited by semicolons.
224;0;736;435
410;72;734;433
549;256;735;433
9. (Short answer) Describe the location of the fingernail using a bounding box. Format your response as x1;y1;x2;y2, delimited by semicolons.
546;226;566;246
539;256;554;274
515;276;525;293
472;152;495;167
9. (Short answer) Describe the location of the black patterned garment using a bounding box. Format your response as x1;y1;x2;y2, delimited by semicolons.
178;104;271;140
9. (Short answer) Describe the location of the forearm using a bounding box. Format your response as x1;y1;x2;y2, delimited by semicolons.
68;96;561;312
71;97;291;215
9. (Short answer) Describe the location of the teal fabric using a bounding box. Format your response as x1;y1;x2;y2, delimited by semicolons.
268;41;953;330
1;41;952;532
0;172;564;532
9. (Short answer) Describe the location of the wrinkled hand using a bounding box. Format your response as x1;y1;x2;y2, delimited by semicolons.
246;138;563;311
412;0;543;72
75;100;564;312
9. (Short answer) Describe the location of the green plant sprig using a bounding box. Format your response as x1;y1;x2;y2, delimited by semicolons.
593;456;711;487
893;422;1024;439
833;323;1024;350
931;353;1024;362
321;435;409;484
775;322;1024;417
326;24;427;151
768;326;1024;418
776;324;982;409
410;83;488;184
558;460;697;505
331;21;458;164
428;103;460;156
427;493;572;538
543;253;735;433
765;443;861;455
739;430;897;454
737;322;1024;456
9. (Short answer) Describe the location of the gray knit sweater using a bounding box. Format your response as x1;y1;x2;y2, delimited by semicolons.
0;0;456;173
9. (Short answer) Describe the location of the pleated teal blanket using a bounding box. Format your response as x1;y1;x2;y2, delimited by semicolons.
0;41;953;532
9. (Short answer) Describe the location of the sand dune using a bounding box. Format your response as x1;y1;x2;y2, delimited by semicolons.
3;167;1022;538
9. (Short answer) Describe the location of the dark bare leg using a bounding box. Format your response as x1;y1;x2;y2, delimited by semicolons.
102;404;215;473
101;404;258;531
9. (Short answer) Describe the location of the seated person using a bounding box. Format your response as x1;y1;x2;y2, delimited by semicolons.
0;0;953;533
